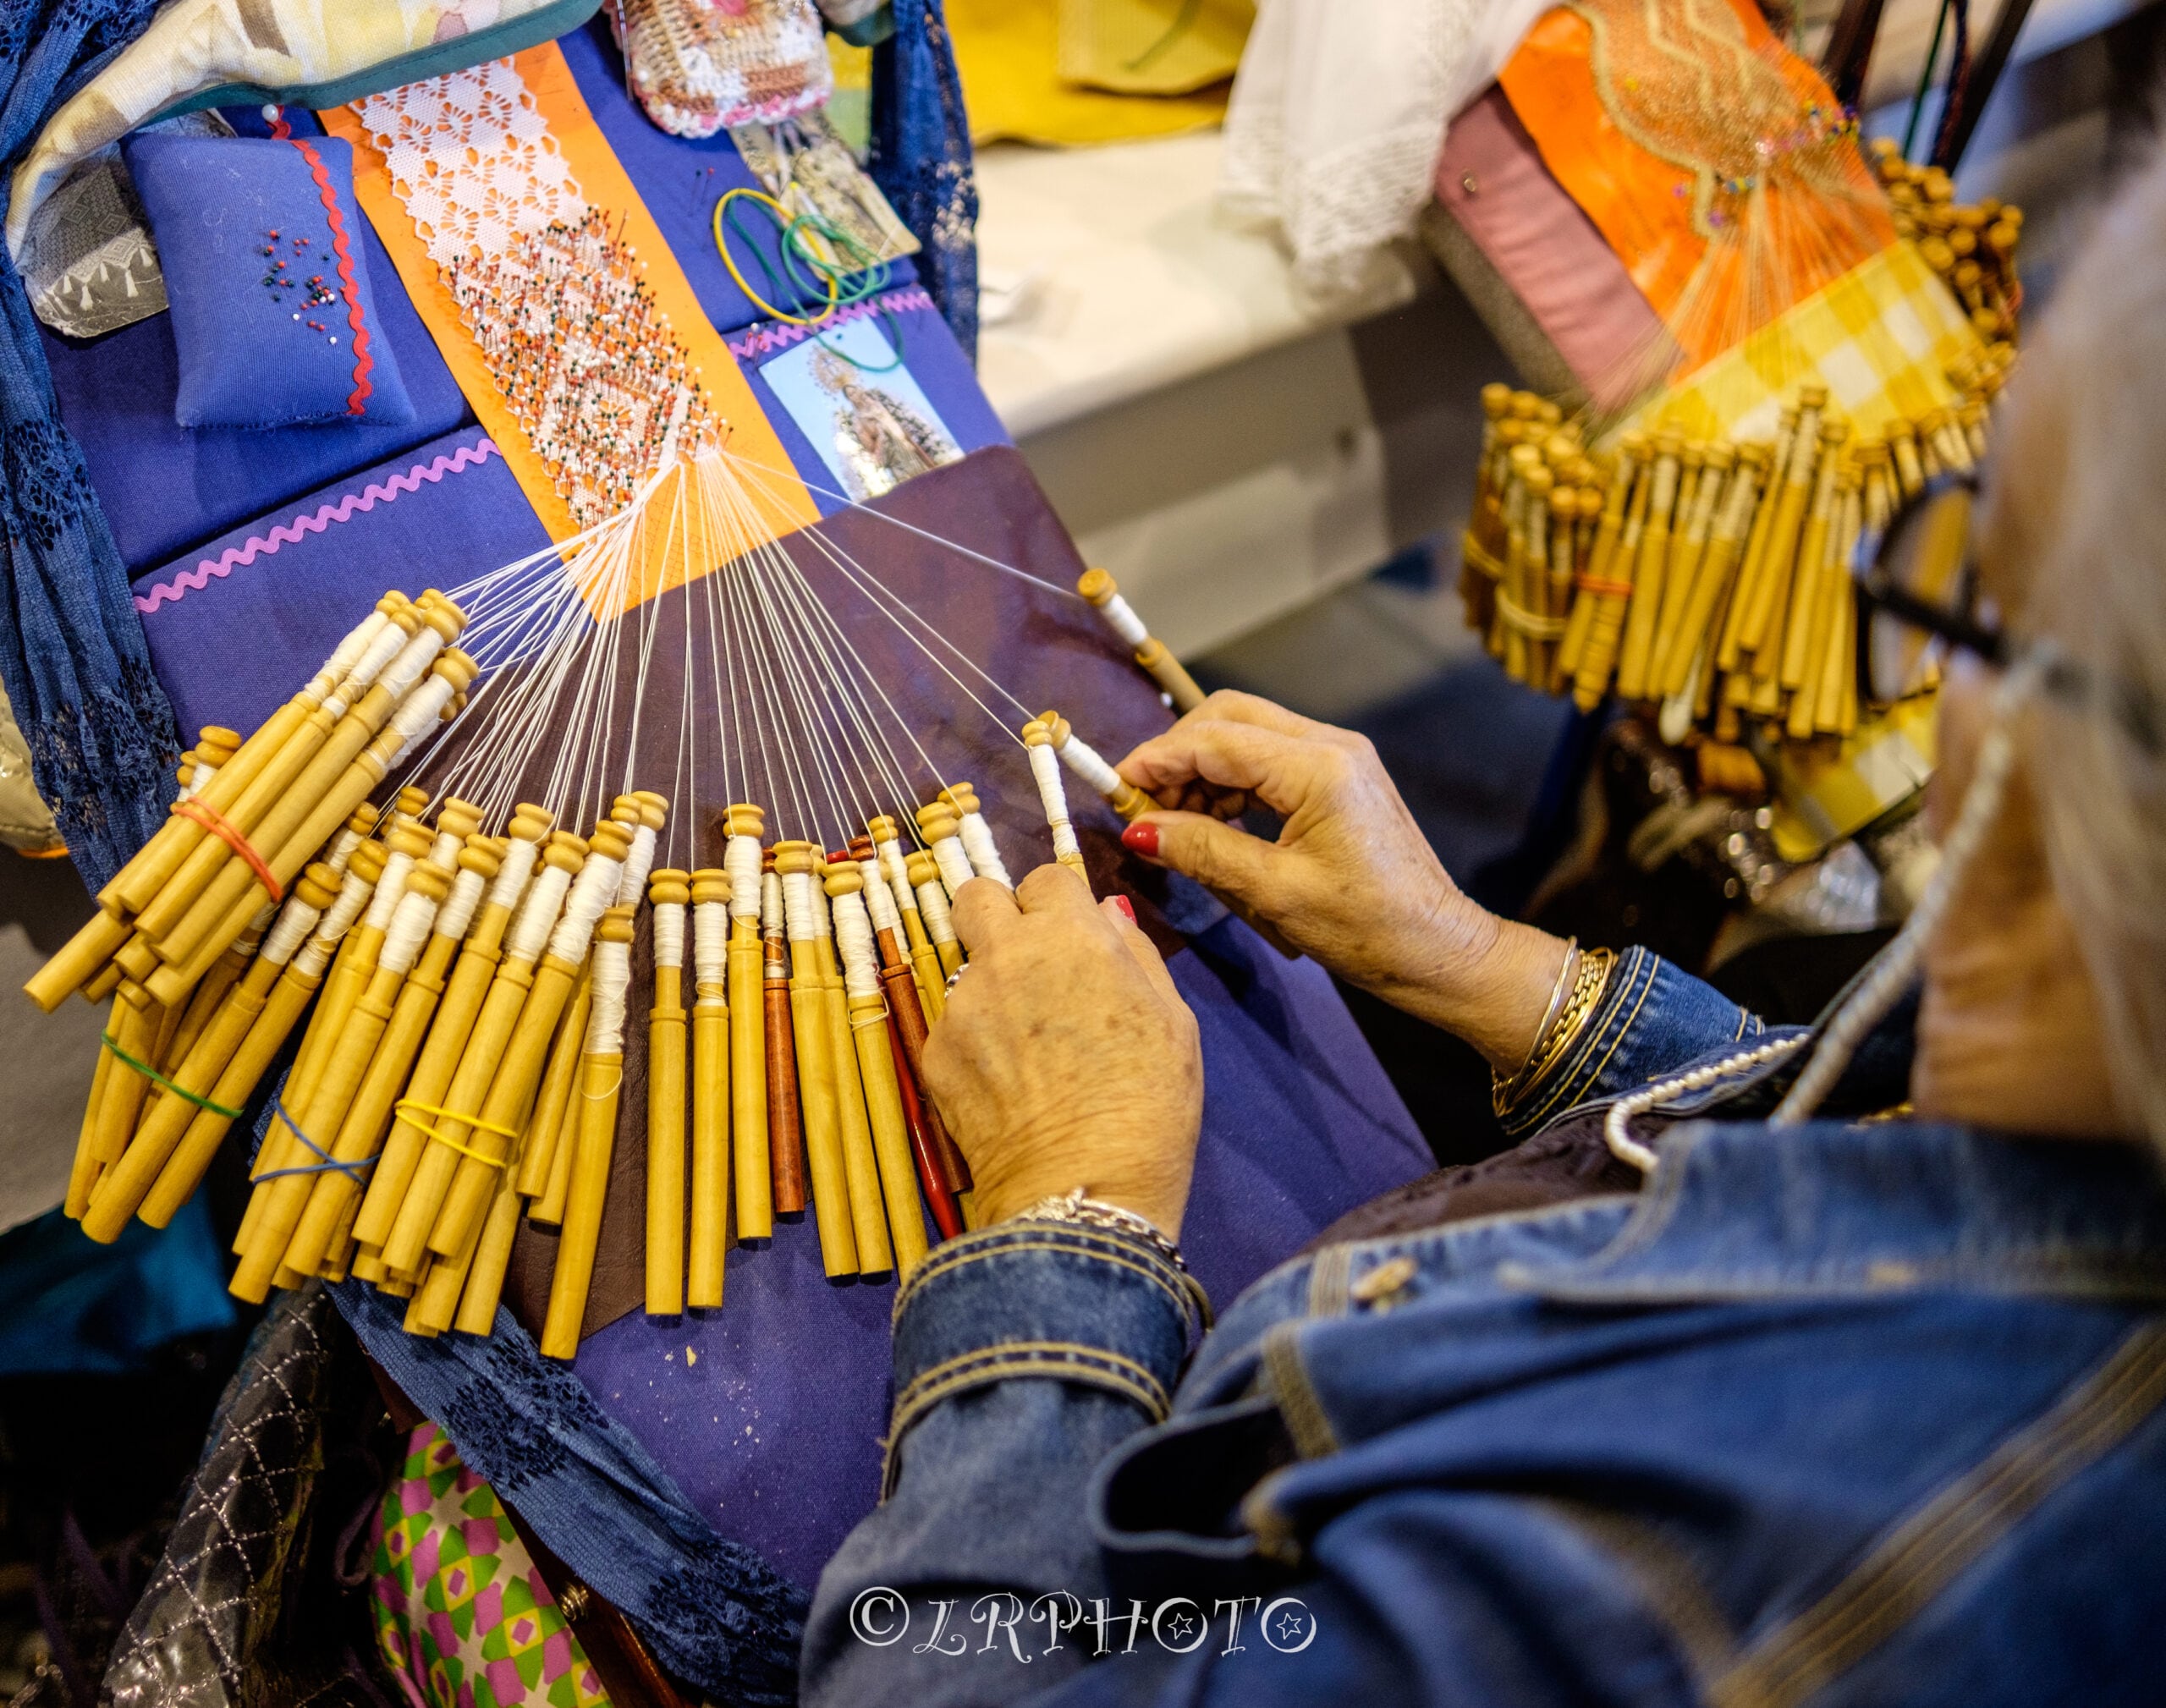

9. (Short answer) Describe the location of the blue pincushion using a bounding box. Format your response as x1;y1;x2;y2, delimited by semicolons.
124;132;415;430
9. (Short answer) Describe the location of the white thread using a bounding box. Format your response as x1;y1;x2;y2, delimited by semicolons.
931;833;974;899
831;889;881;1002
294;896;358;979
360;851;416;933
1027;743;1083;863
547;853;623;964
381;888;442;977
309;869;376;958
429;829;461;869
311;611;390;699
652;900;685;969
859;859;900;934
387;675;457;763
693;899;728;991
726;835;762;920
338;619;417;704
875;835;919;927
178;758;216;803
261;895;325;966
1055;731;1124;800
916;878;957;946
956;810;1013;889
1098;592;1151;649
615;824;658;909
376;627;448;710
808;864;834;940
781;869;816;942
761;869;785;937
584;937;633;1057
489;834;541;913
245;900;279;935
323;827;364;876
507;863;574;963
436;869;487;942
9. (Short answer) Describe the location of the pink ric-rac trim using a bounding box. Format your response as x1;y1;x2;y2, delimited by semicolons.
134;438;499;615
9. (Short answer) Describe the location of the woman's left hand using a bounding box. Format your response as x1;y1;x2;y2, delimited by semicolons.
924;865;1203;1238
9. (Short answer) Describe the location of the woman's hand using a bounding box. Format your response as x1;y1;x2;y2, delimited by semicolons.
924;865;1204;1238
1116;691;1570;1074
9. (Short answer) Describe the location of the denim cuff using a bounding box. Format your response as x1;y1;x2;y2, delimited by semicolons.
1504;947;1763;1135
885;1222;1206;1492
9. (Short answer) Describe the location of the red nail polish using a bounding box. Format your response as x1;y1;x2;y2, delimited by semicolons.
1121;821;1161;859
1111;894;1136;924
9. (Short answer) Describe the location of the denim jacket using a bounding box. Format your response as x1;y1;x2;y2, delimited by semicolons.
804;950;2166;1706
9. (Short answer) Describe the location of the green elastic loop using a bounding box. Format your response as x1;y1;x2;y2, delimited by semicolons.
101;1032;243;1121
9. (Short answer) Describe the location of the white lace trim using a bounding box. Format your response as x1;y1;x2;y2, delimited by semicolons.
357;58;586;269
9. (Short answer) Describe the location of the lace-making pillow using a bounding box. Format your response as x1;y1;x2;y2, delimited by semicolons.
124;132;415;430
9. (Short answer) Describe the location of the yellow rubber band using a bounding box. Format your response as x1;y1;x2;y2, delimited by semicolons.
393;1098;518;1167
713;188;840;327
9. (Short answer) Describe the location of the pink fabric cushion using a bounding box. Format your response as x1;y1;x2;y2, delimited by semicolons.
1433;86;1667;409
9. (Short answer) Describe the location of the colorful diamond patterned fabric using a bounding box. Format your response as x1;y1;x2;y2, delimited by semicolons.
371;1422;613;1708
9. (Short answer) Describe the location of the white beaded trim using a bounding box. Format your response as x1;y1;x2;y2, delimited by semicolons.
1603;1033;1811;1173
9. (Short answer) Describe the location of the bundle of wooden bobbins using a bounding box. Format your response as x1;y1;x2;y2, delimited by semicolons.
1460;358;2010;784
23;564;1208;1358
1869;140;2023;343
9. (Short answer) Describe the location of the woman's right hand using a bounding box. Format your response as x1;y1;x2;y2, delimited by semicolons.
1115;692;1572;1074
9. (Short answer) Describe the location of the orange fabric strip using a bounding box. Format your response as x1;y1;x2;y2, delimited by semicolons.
1497;0;1891;374
171;797;283;903
321;44;817;614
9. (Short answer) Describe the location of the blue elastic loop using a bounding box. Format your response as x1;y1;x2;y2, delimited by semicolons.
250;1093;375;1184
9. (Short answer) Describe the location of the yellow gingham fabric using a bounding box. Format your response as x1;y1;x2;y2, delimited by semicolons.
1636;240;1983;444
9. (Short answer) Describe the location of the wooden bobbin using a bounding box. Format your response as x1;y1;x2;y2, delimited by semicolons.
685;867;732;1309
1077;568;1205;711
774;844;855;1275
850;836;967;1197
426;819;630;1265
376;829;585;1275
646;869;691;1316
904;849;962;979
231;861;455;1303
760;847;807;1220
145;649;480;1008
283;837;506;1279
133;864;349;1232
136;601;447;952
350;805;552;1251
821;854;893;1274
93;594;414;931
912;801;971;903
517;963;592;1216
723;805;772;1244
866;816;943;1021
540;907;637;1359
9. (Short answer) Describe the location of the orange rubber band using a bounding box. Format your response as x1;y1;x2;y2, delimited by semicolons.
170;797;282;902
1575;577;1635;598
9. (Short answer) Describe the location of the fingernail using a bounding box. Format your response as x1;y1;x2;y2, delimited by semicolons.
1121;821;1161;859
1110;894;1136;924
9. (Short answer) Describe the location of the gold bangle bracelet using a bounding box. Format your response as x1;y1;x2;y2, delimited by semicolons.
1493;947;1616;1119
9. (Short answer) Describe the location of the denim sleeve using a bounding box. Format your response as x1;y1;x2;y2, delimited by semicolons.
802;1222;1206;1708
1502;947;1763;1136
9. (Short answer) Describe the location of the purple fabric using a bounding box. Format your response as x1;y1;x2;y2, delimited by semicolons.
580;914;1426;1590
1432;87;1668;410
134;426;545;741
47;16;920;578
134;437;1431;1588
122;132;415;429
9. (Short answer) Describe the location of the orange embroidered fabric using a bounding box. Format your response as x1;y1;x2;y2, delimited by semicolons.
321;44;816;607
1498;0;1893;375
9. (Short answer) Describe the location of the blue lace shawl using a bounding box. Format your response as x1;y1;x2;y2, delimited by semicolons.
0;0;182;889
870;0;978;360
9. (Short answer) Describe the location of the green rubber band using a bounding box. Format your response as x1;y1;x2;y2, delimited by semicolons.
101;1032;243;1122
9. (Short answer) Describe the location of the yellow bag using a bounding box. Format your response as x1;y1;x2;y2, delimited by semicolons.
1057;0;1255;96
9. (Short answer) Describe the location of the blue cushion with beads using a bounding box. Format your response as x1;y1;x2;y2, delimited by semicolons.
122;132;415;430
